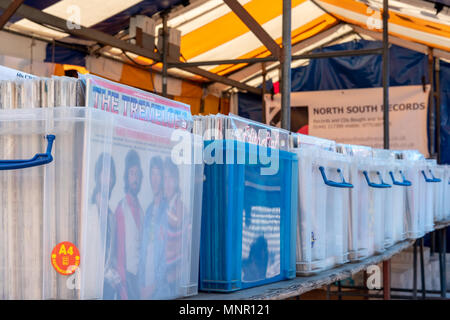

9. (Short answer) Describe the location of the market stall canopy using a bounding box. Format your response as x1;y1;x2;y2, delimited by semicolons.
0;0;449;89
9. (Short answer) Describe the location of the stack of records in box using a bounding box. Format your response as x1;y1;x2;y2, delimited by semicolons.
0;73;84;299
0;68;203;300
292;135;353;275
194;113;298;292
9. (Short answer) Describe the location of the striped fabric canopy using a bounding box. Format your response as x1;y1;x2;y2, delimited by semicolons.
3;0;450;88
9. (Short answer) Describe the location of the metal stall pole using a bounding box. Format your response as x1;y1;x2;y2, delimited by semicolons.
436;59;446;299
363;270;369;300
262;63;267;124
428;51;435;157
420;238;426;299
382;0;389;149
281;0;292;130
337;280;342;300
431;231;436;256
439;228;447;298
413;240;418;299
161;11;169;97
443;228;447;298
435;59;441;164
382;0;391;300
383;259;391;300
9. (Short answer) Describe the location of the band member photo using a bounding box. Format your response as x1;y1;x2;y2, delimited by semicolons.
139;156;168;299
115;149;144;299
86;153;118;299
163;157;185;298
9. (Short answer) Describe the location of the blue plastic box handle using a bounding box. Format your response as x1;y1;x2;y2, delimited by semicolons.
389;170;412;187
319;166;353;188
421;170;441;183
0;135;55;170
363;171;392;188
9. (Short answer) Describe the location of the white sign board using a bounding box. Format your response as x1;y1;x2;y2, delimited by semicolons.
265;85;430;157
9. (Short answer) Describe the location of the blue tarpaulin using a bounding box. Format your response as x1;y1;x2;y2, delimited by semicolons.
237;79;273;122
44;44;86;66
440;60;450;165
238;92;263;123
291;40;428;90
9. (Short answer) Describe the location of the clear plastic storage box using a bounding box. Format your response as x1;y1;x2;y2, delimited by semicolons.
0;107;203;300
335;144;373;262
356;158;391;255
386;160;411;244
399;150;426;239
403;161;426;239
199;140;298;292
295;146;351;275
419;160;440;233
371;149;407;249
445;166;450;221
432;165;446;223
444;166;450;221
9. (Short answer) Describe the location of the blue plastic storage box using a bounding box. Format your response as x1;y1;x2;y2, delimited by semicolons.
199;140;298;292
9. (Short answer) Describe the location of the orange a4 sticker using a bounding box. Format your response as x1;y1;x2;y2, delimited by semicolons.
51;241;80;275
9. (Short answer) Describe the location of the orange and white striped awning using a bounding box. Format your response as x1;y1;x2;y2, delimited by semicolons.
3;0;450;89
316;0;450;52
157;0;450;87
